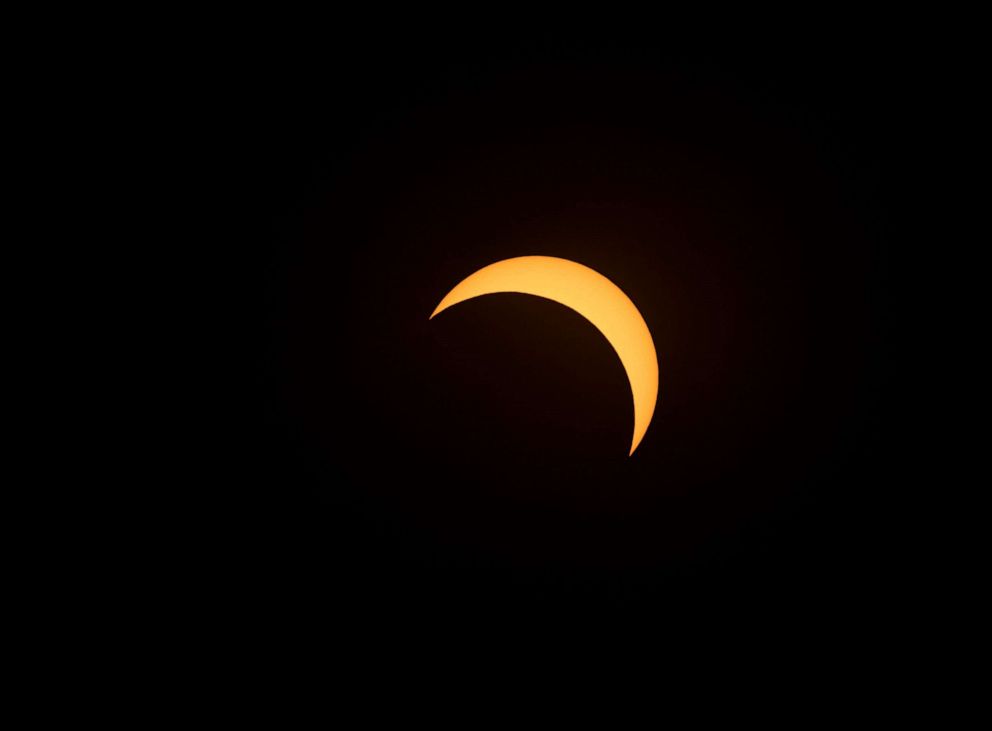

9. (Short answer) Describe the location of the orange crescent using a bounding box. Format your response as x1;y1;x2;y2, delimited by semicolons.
430;256;659;455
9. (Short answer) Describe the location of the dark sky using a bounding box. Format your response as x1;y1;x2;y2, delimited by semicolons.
206;29;895;637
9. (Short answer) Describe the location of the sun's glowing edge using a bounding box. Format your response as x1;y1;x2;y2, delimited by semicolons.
429;256;659;456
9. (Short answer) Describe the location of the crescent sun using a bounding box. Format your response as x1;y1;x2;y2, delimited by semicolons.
430;256;659;456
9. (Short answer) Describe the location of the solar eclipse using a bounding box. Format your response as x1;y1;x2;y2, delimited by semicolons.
431;256;659;455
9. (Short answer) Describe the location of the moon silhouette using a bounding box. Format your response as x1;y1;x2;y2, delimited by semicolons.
430;256;659;455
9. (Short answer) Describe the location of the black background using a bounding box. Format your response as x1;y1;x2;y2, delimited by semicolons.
205;28;895;637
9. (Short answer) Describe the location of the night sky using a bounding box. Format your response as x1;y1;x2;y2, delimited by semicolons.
205;29;894;636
